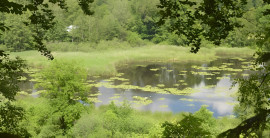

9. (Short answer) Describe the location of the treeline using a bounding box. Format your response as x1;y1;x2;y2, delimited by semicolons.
0;0;266;52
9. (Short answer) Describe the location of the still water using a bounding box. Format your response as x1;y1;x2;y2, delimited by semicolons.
20;56;253;117
90;57;253;117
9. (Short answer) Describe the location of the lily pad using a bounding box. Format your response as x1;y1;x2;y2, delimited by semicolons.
159;98;165;100
150;68;159;71
133;96;153;105
159;105;168;108
180;98;194;102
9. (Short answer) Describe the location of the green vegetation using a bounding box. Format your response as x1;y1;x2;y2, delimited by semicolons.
12;46;253;76
1;0;270;137
9;58;263;137
1;0;268;53
158;0;270;136
162;106;216;137
34;61;90;134
15;94;242;137
0;51;29;137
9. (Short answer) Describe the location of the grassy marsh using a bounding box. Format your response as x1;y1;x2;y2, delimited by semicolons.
12;45;254;76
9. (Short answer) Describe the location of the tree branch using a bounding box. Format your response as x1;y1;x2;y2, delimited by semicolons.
218;109;270;138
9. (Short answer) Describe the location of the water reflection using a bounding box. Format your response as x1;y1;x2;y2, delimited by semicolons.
94;57;253;117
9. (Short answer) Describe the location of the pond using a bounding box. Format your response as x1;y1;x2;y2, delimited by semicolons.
19;56;254;117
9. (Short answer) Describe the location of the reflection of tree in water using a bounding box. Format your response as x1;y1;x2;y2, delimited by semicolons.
203;58;251;86
118;63;204;90
117;57;250;90
121;64;161;87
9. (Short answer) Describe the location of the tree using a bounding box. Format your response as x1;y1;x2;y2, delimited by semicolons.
130;0;160;40
221;0;263;48
35;60;90;134
0;0;94;136
158;0;270;136
0;0;94;59
158;0;248;53
0;13;34;51
0;50;29;136
162;106;215;137
218;57;270;137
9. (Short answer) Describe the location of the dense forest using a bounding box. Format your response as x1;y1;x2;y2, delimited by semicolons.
0;0;270;137
0;0;268;51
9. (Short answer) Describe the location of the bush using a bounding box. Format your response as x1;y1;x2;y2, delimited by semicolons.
70;113;103;137
70;102;156;137
17;97;55;137
161;106;218;137
126;32;146;47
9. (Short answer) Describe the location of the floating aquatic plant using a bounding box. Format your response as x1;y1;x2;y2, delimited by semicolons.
87;80;95;83
89;93;102;96
241;61;253;65
216;77;222;80
156;84;165;88
178;80;185;83
88;97;102;103
225;68;242;72
212;72;220;74
116;73;124;77
109;77;129;81
173;84;180;87
159;105;168;108
93;79;197;96
133;96;153;105
182;83;188;86
222;63;234;66
109;96;120;99
180;98;194;102
159;98;165;100
150;68;159;71
191;71;214;76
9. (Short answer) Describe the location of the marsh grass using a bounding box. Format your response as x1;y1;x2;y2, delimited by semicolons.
12;45;254;76
214;47;254;57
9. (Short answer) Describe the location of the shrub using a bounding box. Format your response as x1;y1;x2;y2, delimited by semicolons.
126;31;145;47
